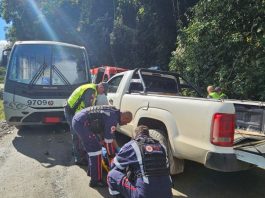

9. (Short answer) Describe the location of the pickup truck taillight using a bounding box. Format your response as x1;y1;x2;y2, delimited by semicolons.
210;113;235;147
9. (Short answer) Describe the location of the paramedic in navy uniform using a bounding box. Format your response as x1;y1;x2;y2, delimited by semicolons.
107;125;173;198
72;105;133;187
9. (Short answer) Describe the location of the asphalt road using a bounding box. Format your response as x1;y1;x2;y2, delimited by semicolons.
0;126;265;198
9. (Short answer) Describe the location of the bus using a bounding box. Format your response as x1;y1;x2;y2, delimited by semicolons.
3;41;91;127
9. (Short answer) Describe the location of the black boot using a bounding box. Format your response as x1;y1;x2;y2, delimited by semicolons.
89;180;107;188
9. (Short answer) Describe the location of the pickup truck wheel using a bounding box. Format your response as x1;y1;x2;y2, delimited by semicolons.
149;129;184;175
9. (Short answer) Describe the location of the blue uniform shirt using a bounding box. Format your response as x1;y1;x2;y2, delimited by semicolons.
111;137;173;198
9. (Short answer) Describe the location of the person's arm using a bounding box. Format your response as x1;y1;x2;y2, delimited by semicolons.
112;141;138;171
83;88;96;107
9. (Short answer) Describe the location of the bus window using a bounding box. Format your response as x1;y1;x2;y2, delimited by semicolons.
8;45;51;84
52;46;87;85
7;44;88;86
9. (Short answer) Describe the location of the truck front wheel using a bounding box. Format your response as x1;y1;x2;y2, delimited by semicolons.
149;129;184;175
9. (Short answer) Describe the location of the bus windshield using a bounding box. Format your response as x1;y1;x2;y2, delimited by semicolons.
7;44;89;85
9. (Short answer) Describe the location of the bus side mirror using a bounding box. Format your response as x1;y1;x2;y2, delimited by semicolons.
1;48;11;67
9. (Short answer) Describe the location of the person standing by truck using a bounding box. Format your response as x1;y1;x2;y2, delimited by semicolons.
64;82;107;165
207;85;220;99
96;82;109;105
215;86;228;99
72;105;133;187
107;125;172;198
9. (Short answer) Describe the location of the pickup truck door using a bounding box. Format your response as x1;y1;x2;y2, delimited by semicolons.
232;101;265;168
107;73;126;108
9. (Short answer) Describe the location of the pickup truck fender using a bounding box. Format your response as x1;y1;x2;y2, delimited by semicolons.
132;107;180;157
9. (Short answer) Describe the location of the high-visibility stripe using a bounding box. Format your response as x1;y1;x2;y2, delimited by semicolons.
131;141;149;184
88;150;102;156
105;142;115;156
122;177;137;190
104;138;113;143
113;157;124;170
108;188;120;195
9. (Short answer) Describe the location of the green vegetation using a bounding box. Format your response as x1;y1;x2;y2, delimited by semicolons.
0;0;264;100
0;100;4;120
0;67;6;83
169;0;265;100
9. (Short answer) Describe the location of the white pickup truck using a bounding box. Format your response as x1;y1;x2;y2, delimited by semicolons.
107;68;265;174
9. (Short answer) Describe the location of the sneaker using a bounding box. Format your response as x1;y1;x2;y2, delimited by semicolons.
89;180;107;188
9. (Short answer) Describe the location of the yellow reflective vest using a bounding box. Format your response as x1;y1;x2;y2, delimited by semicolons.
209;92;220;99
67;84;97;113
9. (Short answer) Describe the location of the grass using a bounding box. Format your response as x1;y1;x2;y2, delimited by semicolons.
0;99;5;120
0;67;6;84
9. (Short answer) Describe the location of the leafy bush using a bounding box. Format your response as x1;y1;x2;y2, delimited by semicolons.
170;0;265;101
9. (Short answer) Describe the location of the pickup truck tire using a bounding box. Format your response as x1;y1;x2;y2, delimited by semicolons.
149;129;184;175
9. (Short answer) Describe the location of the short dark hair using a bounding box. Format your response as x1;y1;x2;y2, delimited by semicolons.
135;125;149;137
215;87;221;92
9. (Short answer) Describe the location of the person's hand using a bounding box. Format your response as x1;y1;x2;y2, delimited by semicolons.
115;147;121;153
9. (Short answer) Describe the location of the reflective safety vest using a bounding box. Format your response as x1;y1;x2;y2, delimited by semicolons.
67;84;97;113
209;92;220;99
220;93;228;99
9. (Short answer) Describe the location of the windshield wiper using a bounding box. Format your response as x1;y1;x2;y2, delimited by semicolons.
29;64;71;86
29;63;48;85
52;64;71;85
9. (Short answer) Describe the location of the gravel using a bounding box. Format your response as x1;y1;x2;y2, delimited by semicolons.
0;120;16;138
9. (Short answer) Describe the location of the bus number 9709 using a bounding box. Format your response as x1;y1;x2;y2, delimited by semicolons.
27;100;54;106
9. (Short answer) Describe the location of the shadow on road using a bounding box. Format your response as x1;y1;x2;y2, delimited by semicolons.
171;160;265;198
12;125;73;168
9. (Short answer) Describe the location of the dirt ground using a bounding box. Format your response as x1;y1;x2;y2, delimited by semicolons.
0;123;265;198
0;120;16;138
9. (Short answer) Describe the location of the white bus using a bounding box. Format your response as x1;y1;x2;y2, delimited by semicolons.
3;41;91;127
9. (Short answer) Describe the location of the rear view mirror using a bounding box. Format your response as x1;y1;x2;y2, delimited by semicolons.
1;48;11;67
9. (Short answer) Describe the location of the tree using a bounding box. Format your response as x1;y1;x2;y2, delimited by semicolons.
170;0;265;100
111;0;178;69
0;0;82;43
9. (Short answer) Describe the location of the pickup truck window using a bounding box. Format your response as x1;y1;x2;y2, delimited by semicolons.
129;82;143;92
143;75;178;93
130;73;178;94
108;75;123;93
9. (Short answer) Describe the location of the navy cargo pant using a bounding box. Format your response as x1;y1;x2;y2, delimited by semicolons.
108;169;173;198
72;113;103;182
64;108;87;163
108;169;142;198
